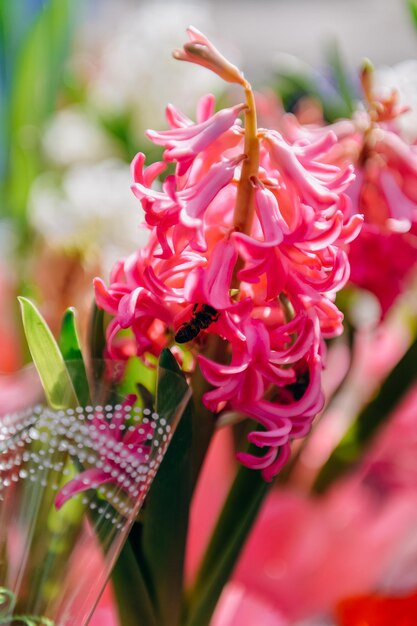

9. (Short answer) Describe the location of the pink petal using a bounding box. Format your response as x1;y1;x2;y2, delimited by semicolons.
255;186;287;241
197;93;215;123
198;354;248;386
203;239;238;309
93;278;122;315
55;468;113;509
118;288;143;328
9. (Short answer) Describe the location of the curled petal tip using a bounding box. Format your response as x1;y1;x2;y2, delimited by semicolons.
172;49;185;61
173;27;245;86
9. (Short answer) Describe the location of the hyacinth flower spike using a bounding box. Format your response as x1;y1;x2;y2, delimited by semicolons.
95;27;362;481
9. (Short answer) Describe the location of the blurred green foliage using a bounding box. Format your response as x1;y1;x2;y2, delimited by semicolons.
273;41;359;122
0;0;80;243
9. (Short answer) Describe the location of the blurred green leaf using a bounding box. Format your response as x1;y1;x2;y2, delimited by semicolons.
18;296;77;408
58;307;90;406
88;302;107;388
274;54;355;122
314;334;417;493
5;0;78;227
326;40;355;116
408;0;417;31
118;356;157;400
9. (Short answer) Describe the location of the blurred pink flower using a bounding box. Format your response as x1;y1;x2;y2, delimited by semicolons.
348;225;417;316
280;77;417;317
186;428;235;584
0;367;43;416
211;582;288;626
89;583;119;626
233;483;417;623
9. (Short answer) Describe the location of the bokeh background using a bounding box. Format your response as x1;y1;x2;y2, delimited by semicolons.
3;3;417;626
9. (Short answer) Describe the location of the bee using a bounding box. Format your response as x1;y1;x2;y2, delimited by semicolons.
285;369;310;401
175;303;220;344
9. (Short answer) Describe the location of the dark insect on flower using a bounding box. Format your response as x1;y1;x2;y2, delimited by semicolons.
284;369;310;401
175;303;220;344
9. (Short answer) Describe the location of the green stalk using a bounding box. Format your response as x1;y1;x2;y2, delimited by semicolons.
184;463;271;626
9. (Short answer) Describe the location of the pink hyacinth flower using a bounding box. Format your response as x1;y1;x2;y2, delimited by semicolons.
95;29;363;480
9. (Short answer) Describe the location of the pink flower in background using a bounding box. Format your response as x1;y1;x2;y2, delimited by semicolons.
89;583;119;626
186;428;235;585
278;69;417;318
212;583;288;626
232;484;417;623
344;112;417;314
95;32;362;479
348;225;417;317
222;377;417;624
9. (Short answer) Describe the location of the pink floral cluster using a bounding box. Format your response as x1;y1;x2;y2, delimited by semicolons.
280;78;417;316
94;83;362;479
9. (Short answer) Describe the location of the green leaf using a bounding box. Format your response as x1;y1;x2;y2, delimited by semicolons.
118;356;157;401
326;40;355;116
156;348;192;426
408;0;417;31
112;540;158;626
6;0;78;226
18;297;77;409
87;302;108;393
185;462;271;626
138;349;192;626
88;303;106;362
314;334;417;493
58;307;90;406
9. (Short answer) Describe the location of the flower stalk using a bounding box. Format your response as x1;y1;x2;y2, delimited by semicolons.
233;86;259;236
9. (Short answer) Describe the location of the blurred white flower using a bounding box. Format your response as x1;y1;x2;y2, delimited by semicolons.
374;60;417;142
77;0;222;133
42;107;118;168
29;159;148;271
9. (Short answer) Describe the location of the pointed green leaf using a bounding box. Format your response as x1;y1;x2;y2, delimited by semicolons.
111;349;192;626
112;539;158;626
58;307;90;406
88;302;106;362
18;297;77;409
87;302;108;392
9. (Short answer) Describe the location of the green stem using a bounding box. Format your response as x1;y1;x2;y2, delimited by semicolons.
184;463;271;626
189;336;225;491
